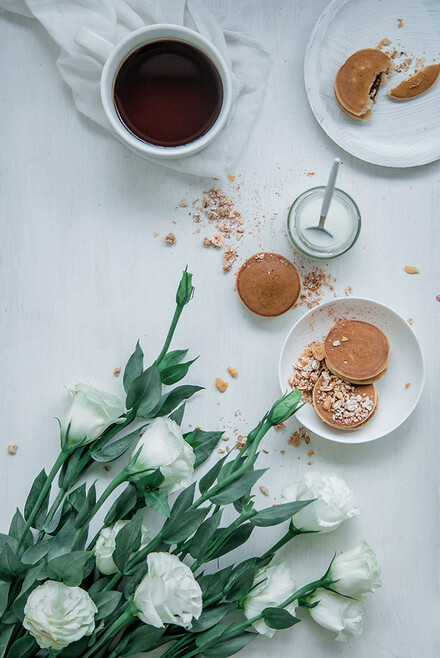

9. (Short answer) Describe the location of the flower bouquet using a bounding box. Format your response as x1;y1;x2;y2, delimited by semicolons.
0;270;381;658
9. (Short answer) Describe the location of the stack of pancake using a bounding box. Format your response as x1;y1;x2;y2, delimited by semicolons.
313;319;390;431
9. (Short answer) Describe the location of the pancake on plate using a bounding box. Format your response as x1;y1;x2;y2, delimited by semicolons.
388;64;440;100
313;371;378;430
324;319;389;384
236;252;301;317
335;48;395;119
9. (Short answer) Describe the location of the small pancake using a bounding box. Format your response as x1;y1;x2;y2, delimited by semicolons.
335;48;395;118
388;64;440;100
324;320;389;381
325;359;388;385
236;252;301;317
313;373;377;431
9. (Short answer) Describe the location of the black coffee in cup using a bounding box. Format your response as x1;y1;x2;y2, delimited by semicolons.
113;40;223;147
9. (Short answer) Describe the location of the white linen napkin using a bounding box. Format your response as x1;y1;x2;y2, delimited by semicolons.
0;0;270;177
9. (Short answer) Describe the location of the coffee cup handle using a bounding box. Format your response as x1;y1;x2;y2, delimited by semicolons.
74;26;114;64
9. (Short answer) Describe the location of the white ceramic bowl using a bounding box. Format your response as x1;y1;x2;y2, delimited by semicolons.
278;297;424;444
75;24;232;160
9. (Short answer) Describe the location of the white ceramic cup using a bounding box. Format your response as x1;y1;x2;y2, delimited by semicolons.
75;24;232;160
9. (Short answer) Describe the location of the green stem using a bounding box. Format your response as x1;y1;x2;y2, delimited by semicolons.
156;305;184;366
17;450;70;552
192;511;254;572
71;472;127;551
82;607;133;658
260;525;302;561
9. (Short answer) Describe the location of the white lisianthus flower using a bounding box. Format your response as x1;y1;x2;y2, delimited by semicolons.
307;588;367;642
23;580;97;650
281;472;359;533
60;383;125;448
94;519;151;575
241;563;297;638
131;417;195;493
133;553;202;629
328;541;382;597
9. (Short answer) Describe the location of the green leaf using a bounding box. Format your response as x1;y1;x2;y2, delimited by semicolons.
153;385;203;417
162;508;209;545
251;500;314;527
24;469;47;522
126;365;162;416
169;403;186;426
209;469;268;505
0;543;27;580
157;349;188;372
188;510;222;560
199;455;228;494
113;516;142;573
189;602;235;633
59;446;87;491
170;482;196;519
13;566;42;622
225;560;259;602
75;482;97;528
22;539;52;565
9;509;32;550
118;625;165;656
262;607;301;629
184;429;223;467
144;490;170;517
202;630;257;657
0;582;10;618
46;551;93;586
198;565;234;604
159;358;199;386
104;483;137;525
0;626;14;658
132;468;165;492
92;591;122;620
57;636;89;658
88;576;113;598
195;624;227;649
4;635;38;658
91;427;144;463
124;341;144;393
208;523;254;561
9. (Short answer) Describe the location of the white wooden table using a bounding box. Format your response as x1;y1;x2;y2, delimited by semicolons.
0;2;438;656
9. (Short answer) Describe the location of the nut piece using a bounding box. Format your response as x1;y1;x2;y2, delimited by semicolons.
332;340;341;347
215;377;228;393
165;232;176;245
405;265;419;274
227;174;236;182
227;366;238;378
323;396;332;411
8;444;18;455
311;342;325;361
113;367;121;377
259;485;269;496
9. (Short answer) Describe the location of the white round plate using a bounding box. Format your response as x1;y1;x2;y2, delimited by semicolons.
278;298;424;444
304;0;440;167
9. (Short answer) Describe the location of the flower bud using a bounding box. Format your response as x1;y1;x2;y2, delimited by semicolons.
176;267;194;306
268;390;302;426
306;589;367;642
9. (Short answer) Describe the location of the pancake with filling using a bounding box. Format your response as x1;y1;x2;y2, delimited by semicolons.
325;359;388;385
388;64;440;100
313;373;378;430
335;48;395;119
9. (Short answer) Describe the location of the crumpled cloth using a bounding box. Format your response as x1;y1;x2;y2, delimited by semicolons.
0;0;270;176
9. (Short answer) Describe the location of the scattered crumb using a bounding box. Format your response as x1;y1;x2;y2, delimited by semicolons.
341;336;348;342
377;37;392;49
405;265;419;274
103;465;110;472
218;448;225;454
227;174;235;182
222;245;237;272
345;286;353;296
262;449;269;454
436;295;440;302
203;233;224;248
216;377;228;393
227;366;238;378
307;450;315;457
296;267;335;309
7;444;17;455
307;461;313;466
306;171;315;177
288;427;311;447
288;343;325;400
397;18;403;28
235;435;247;450
113;367;121;377
407;318;413;325
405;382;412;389
259;485;269;496
222;436;230;442
165;232;176;245
274;422;286;430
332;340;341;347
179;198;188;208
280;450;286;455
153;232;159;238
